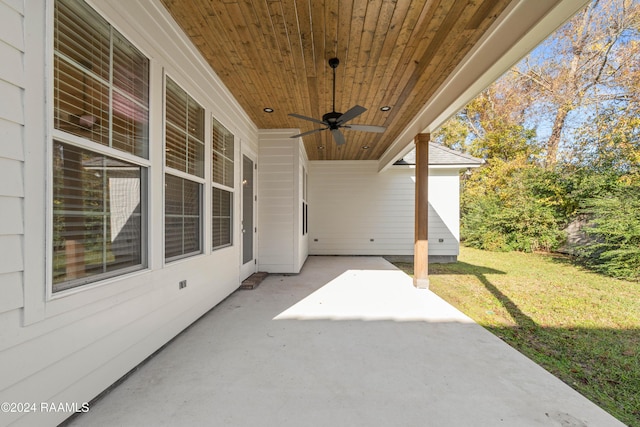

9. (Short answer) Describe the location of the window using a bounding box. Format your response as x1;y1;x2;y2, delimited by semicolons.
212;187;232;249
302;167;308;235
52;0;149;292
212;118;234;249
164;77;205;260
54;0;149;158
165;175;201;259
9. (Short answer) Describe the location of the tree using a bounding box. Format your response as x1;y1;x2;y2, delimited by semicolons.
512;0;640;168
433;83;539;162
432;0;640;280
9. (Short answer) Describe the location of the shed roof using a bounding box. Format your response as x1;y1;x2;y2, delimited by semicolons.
395;143;484;167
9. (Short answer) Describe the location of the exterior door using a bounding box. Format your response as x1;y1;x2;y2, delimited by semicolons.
240;154;256;280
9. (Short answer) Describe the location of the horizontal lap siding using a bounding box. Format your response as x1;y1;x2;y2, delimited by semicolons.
0;0;25;317
308;162;460;256
1;1;257;426
258;137;295;271
428;170;461;256
257;132;308;273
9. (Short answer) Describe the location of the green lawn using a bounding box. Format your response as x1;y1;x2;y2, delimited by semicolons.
393;246;640;426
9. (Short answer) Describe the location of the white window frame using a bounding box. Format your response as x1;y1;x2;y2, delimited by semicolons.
211;116;235;250
48;0;151;297
163;74;206;262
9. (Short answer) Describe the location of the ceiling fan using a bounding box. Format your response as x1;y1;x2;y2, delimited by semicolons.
289;57;386;145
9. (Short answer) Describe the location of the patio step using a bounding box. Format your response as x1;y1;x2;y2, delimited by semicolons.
239;272;269;290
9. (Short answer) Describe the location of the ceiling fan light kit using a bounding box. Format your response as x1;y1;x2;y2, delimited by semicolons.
289;58;386;145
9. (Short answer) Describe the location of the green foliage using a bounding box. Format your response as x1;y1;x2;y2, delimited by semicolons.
461;166;566;253
433;0;640;281
462;194;565;253
552;165;624;219
577;180;640;281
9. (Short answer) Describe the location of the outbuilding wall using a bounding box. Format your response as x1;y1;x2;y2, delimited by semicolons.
308;161;460;260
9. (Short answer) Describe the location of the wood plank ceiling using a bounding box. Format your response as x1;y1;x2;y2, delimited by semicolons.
160;0;511;161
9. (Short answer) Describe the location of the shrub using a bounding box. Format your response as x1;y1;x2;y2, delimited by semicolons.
461;165;566;253
577;182;640;281
462;193;565;252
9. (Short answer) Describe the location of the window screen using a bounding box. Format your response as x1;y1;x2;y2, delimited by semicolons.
165;174;202;259
52;142;144;291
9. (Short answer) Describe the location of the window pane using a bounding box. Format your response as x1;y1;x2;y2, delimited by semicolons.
212;151;224;185
54;0;149;159
112;93;149;158
187;136;205;177
165;78;187;128
183;217;201;254
224;158;234;188
112;30;149;157
165;78;205;178
212;118;234;187
212;187;232;249
54;55;110;146
165;174;202;260
187;99;205;139
113;31;149;105
55;0;110;81
165;124;187;171
52;142;144;292
164;216;183;260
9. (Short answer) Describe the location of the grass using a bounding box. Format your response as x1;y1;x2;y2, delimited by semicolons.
393;246;640;426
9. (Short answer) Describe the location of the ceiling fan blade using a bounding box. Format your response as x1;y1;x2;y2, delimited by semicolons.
344;124;386;133
337;105;366;124
290;128;326;138
289;113;326;126
331;128;346;146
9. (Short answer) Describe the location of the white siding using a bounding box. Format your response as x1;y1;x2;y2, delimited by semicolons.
308;161;460;257
1;1;258;426
297;149;309;270
428;169;461;256
257;131;308;273
0;0;25;320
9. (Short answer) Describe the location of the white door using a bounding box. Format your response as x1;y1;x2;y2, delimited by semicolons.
240;154;256;280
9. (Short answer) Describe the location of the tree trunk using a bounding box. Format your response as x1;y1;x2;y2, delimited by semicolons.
545;105;570;169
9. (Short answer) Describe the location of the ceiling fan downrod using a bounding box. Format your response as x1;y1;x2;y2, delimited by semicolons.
288;57;386;145
329;57;339;114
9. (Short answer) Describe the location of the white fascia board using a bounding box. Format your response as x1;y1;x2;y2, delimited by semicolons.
378;0;590;173
429;164;483;170
393;164;483;170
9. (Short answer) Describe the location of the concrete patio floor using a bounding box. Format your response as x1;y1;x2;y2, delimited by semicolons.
66;256;623;427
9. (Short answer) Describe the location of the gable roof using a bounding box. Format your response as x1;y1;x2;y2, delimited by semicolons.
394;142;483;168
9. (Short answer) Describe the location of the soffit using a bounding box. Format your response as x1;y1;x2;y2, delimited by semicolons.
161;0;511;161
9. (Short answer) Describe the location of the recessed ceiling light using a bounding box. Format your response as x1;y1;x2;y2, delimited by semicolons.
362;146;370;150
380;106;391;112
263;107;274;113
317;146;325;150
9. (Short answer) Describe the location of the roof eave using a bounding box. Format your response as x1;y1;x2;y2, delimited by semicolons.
378;0;590;173
393;163;484;170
